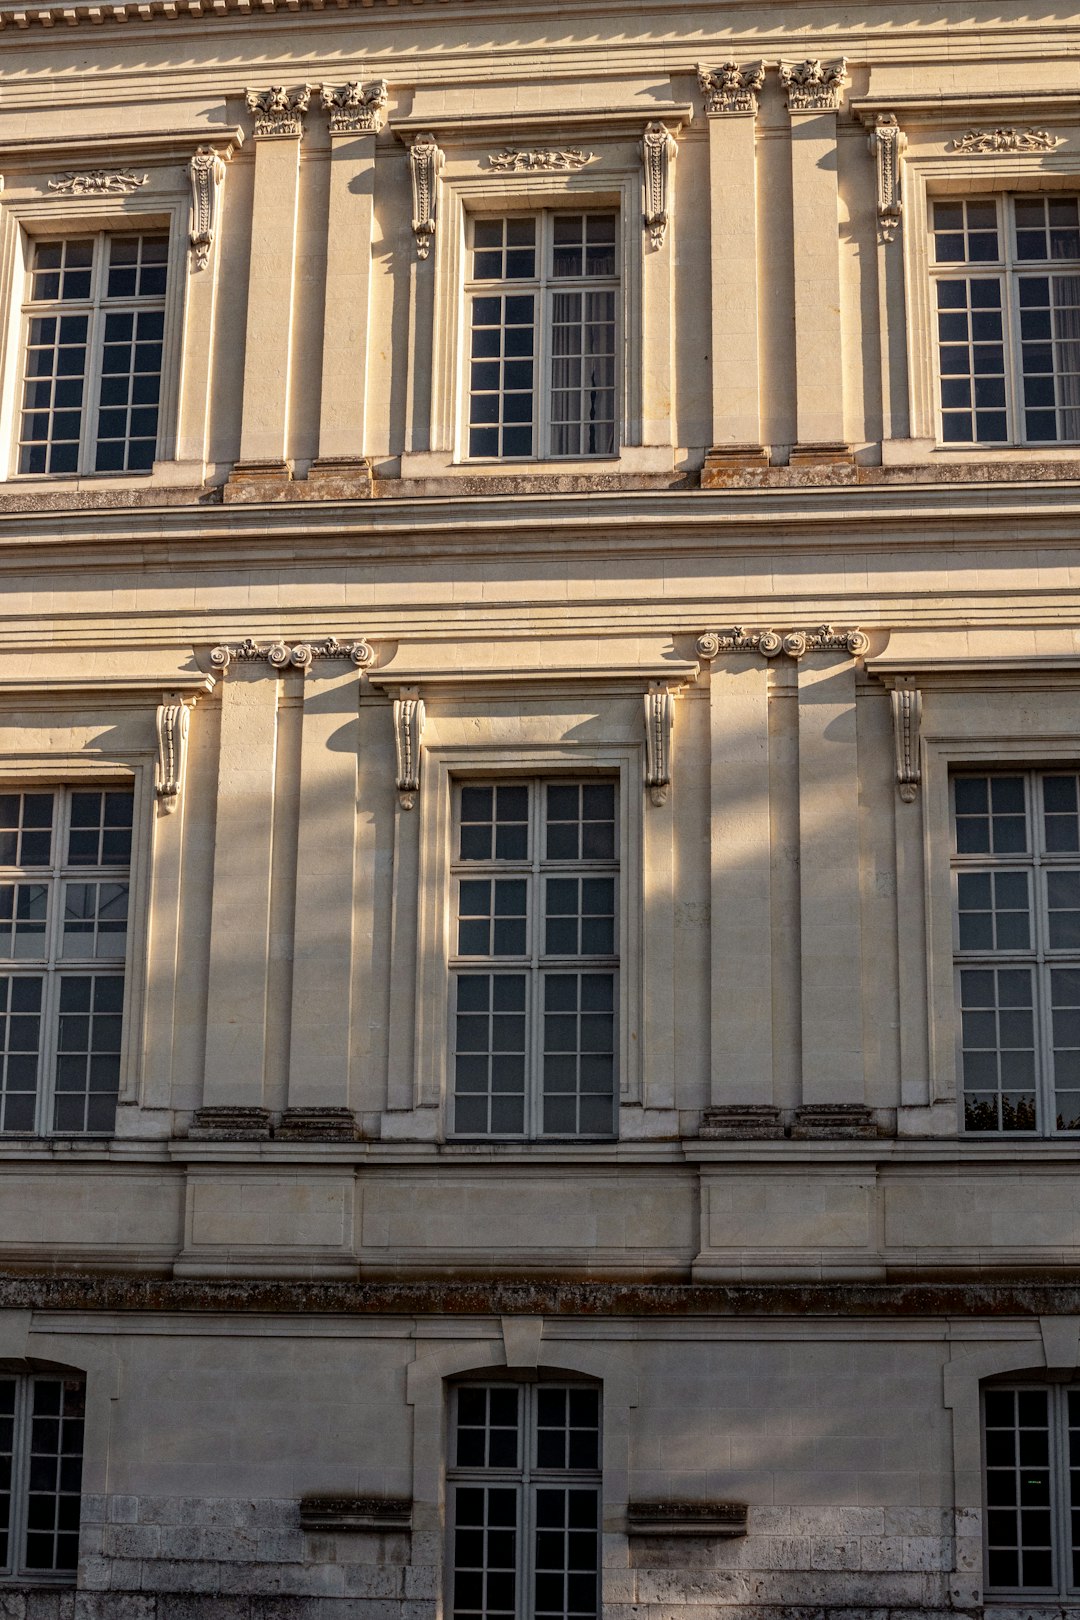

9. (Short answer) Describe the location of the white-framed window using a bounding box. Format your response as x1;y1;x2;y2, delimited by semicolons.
932;194;1080;447
447;1382;601;1620
983;1382;1080;1597
465;211;618;461
0;786;131;1136
952;768;1080;1134
17;230;168;476
450;779;618;1139
0;1373;84;1580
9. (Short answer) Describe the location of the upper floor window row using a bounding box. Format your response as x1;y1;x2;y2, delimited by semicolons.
18;232;168;477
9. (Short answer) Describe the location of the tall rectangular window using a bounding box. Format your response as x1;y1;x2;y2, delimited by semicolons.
0;1374;84;1579
18;232;168;476
451;780;618;1139
448;1383;601;1620
466;213;618;461
984;1383;1080;1597
953;770;1080;1134
932;195;1080;446
0;787;131;1136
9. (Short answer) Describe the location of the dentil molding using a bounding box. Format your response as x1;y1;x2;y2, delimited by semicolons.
696;625;870;660
779;58;849;113
869;112;906;243
48;169;147;194
321;79;388;135
245;85;311;139
209;636;374;671
409;132;443;260
697;60;766;116
642;121;678;250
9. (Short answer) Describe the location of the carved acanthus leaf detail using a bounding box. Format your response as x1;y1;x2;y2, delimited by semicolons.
189;145;226;271
320;79;388;135
210;637;373;670
889;679;922;802
245;85;311;139
393;691;426;810
697;624;870;661
487;148;593;171
48;169;147;195
409;133;443;261
869;113;906;243
156;694;194;814
642;121;677;250
697;60;766;116
950;127;1061;153
644;684;674;807
779;58;849;112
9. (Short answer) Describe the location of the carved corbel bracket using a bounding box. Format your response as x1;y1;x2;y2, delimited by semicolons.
644;683;675;807
245;84;312;139
889;677;922;802
320;79;388;136
409;133;443;260
393;688;426;810
697;60;766;116
189;144;227;271
155;692;194;814
209;636;374;671
642;121;678;250
869;112;906;243
779;58;849;113
697;625;870;661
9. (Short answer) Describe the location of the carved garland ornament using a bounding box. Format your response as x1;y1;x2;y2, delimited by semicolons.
696;625;870;660
950;127;1061;153
245;85;311;139
644;685;674;807
487;148;592;171
321;79;388;135
870;112;906;243
189;145;226;271
409;133;443;260
210;636;374;670
889;679;922;803
155;694;194;814
642;121;677;250
778;58;849;113
697;60;766;116
48;169;147;194
393;691;426;810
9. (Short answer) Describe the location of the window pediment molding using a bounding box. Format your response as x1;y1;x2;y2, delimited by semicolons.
366;660;698;698
0;124;244;174
392;103;694;148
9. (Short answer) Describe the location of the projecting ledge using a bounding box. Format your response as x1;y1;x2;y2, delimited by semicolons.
627;1501;748;1537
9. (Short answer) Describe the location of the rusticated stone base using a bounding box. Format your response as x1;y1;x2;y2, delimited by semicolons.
275;1107;362;1142
188;1106;273;1141
792;1103;880;1139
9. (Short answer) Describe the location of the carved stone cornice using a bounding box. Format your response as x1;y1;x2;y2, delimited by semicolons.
642;121;677;250
643;684;674;808
245;85;311;139
779;58;849;114
869;112;905;243
888;677;922;803
320;79;388;135
48;169;147;194
697;60;766;117
487;148;592;171
393;689;426;810
155;693;194;815
697;625;870;661
409;132;443;260
189;145;226;271
209;636;374;671
950;126;1061;153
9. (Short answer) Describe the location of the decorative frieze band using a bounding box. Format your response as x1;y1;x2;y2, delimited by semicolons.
779;58;849;113
487;148;592;171
869;112;906;243
155;694;194;815
889;679;922;803
209;636;374;670
949;126;1061;153
393;690;426;810
643;684;674;807
696;625;870;661
321;79;388;135
189;145;226;271
245;85;311;139
642;122;678;250
49;169;147;195
409;132;443;261
697;60;765;116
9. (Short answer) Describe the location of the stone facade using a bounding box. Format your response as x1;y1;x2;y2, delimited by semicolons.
2;0;1080;1616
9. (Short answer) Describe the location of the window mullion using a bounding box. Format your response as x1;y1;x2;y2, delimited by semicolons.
530;786;543;1139
537;213;550;461
82;244;107;475
10;1375;30;1576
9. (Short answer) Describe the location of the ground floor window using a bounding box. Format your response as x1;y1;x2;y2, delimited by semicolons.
984;1382;1080;1596
0;1373;84;1578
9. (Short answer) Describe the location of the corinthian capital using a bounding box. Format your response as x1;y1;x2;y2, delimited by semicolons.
779;58;849;113
697;60;766;116
320;79;388;135
245;84;311;139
